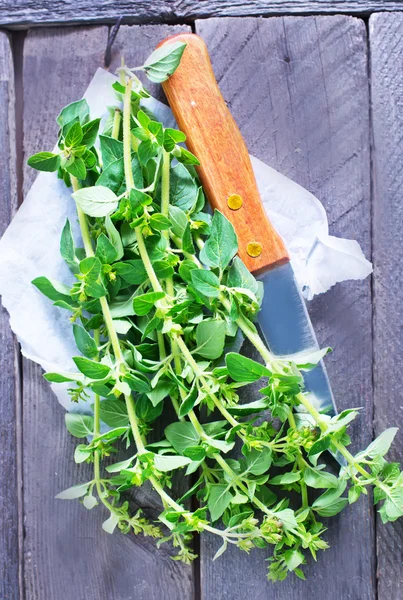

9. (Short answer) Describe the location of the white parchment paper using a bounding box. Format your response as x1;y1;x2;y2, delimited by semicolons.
0;68;372;411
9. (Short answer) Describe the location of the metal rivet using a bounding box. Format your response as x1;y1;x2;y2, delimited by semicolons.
246;242;262;258
227;194;243;210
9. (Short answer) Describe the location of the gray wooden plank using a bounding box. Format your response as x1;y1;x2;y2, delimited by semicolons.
369;12;403;600
0;30;20;600
1;1;403;28
22;25;193;600
196;15;374;599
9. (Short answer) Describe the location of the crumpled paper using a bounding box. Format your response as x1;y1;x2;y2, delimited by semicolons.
0;68;372;412
252;158;372;299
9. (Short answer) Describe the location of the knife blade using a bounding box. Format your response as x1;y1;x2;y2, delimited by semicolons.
159;33;337;417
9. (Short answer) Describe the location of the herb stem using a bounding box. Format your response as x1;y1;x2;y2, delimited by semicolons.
155;148;277;517
135;227;163;292
332;441;370;478
175;336;239;428
112;108;121;140
71;177;123;362
122;79;163;294
159;149;185;401
123;80;135;190
125;393;146;453
295;392;327;431
70;178;122;516
151;469;262;546
219;294;273;365
213;452;274;517
157;332;167;360
100;297;123;361
294;394;372;480
187;410;205;437
168;231;274;368
73;160;146;463
71;177;95;258
92;327;110;507
119;71;298;530
287;412;309;509
161;149;170;237
93;328;101;437
149;476;184;513
194;235;204;252
170;394;182;420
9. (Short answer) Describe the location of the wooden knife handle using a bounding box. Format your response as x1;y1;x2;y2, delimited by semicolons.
159;33;289;274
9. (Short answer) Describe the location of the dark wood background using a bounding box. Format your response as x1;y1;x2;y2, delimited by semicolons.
0;5;402;600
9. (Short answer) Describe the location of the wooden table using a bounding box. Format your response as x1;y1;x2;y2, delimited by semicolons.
0;3;402;599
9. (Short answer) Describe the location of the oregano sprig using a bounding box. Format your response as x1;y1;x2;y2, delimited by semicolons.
27;42;403;582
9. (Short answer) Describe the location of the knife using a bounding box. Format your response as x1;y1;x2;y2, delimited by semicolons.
158;33;337;418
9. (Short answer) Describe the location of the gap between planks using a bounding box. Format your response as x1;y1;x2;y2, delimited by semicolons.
11;29;27;600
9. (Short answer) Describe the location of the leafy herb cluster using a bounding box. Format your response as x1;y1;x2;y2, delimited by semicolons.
28;42;403;581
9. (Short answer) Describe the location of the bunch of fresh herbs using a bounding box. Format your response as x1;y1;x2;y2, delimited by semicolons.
27;42;403;581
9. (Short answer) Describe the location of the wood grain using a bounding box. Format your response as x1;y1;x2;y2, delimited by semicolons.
1;0;403;28
22;25;193;600
161;33;288;273
0;30;20;600
370;12;403;600
196;15;374;599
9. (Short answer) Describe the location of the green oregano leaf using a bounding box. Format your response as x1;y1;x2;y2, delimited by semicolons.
179;385;198;418
27;151;60;172
81;118;101;147
99;135;123;167
195;320;226;360
72;185;119;217
362;428;399;459
165;422;200;454
200;210;238;270
65;413;94;438
105;215;124;261
303;467;339;489
169;205;188;237
133;291;165;316
73;324;98;359
182;222;195;254
208;484;233;521
170;163;198;210
56;481;91;500
98;398;129;428
190;270;221;298
66;157;87;180
57;99;89;127
149;213;172;231
243;448;272;476
96;233;118;264
44;372;82;383
73;357;111;380
153;454;192;472
32;276;71;302
225;353;271;383
60;219;79;273
143;41;187;83
65;121;83;147
135;394;163;423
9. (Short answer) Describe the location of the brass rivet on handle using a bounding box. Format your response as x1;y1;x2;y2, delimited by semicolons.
227;194;243;210
247;242;262;258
